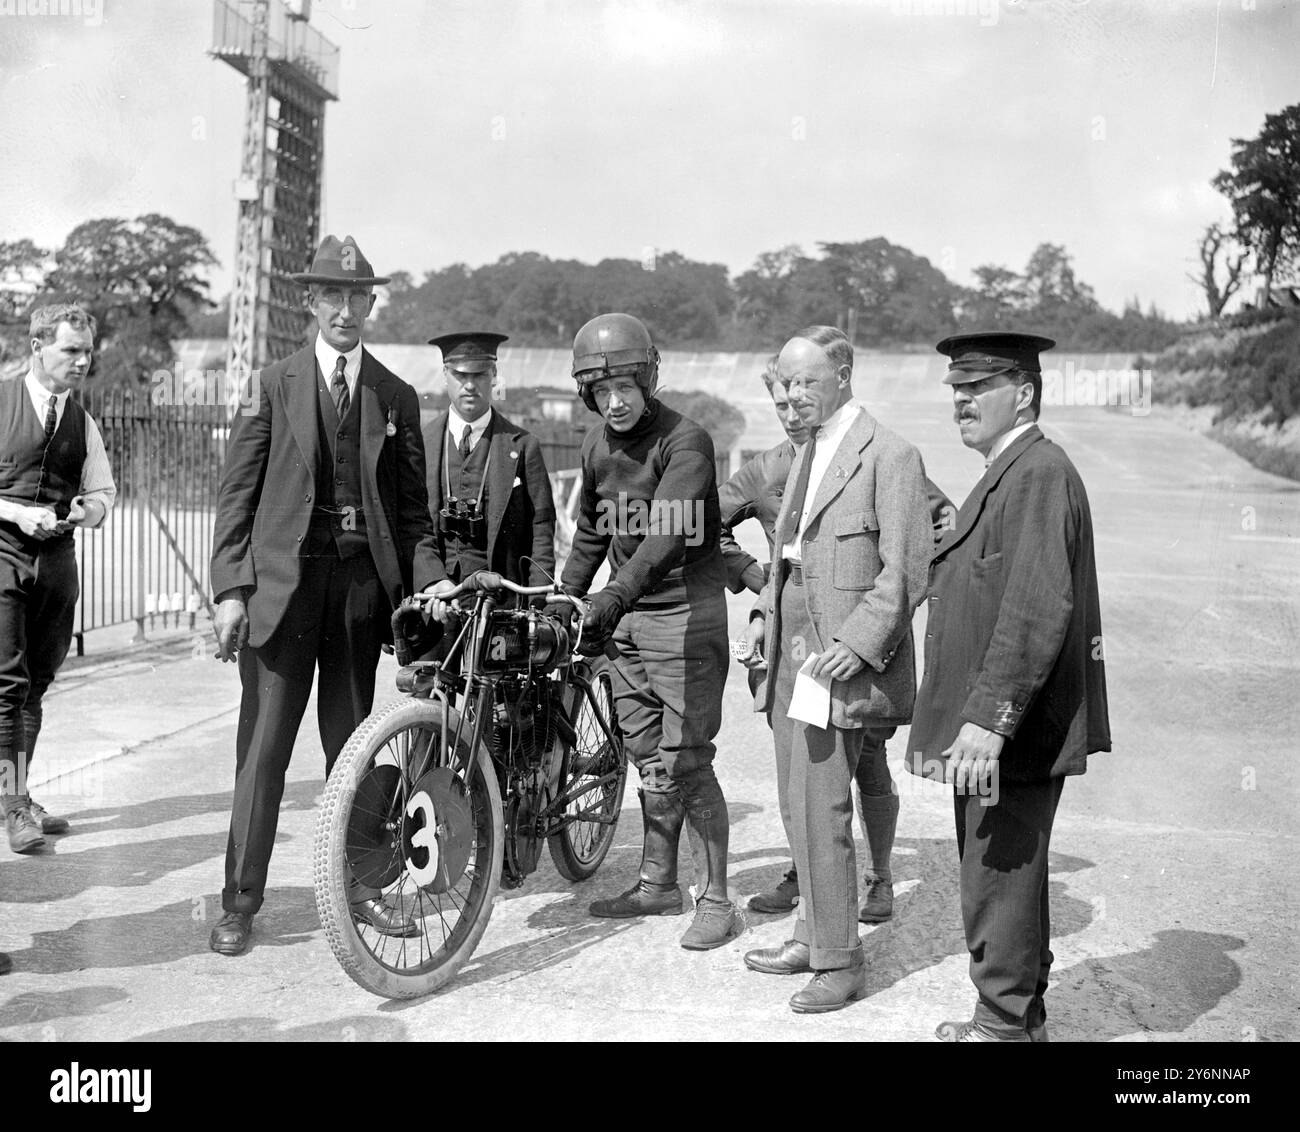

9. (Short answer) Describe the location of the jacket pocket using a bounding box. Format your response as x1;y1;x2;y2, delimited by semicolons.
832;509;881;590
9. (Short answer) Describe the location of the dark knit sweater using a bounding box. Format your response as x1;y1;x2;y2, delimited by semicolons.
562;399;725;608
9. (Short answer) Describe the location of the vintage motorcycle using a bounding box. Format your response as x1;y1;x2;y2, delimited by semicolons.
312;571;626;999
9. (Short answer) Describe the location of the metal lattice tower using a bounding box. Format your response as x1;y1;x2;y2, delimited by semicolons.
211;0;339;395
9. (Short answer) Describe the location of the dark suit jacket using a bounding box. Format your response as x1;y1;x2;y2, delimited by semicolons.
421;407;556;586
720;438;956;594
906;425;1111;782
210;343;440;649
752;410;932;728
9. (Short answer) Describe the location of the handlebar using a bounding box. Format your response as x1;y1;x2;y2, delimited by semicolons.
414;571;586;614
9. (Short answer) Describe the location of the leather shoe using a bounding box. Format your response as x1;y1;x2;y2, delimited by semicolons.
934;1017;1031;1042
858;877;893;923
6;807;46;854
209;911;254;956
352;897;420;937
790;957;867;1014
748;866;799;913
27;798;69;835
590;881;684;918
744;939;811;975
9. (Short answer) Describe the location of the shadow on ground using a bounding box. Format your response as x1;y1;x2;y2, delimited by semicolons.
0;886;320;977
128;1014;409;1041
1047;930;1246;1041
0;781;321;903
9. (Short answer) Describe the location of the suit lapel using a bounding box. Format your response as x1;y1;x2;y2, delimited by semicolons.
802;408;875;532
427;409;448;506
358;349;393;482
934;425;1044;560
485;409;520;552
284;345;320;471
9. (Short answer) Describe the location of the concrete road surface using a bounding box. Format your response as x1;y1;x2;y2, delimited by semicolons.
0;391;1296;1043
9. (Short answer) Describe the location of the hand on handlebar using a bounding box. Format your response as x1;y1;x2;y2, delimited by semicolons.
575;590;625;657
419;578;461;623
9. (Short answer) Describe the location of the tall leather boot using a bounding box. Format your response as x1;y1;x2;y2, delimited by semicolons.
589;788;686;917
679;771;739;950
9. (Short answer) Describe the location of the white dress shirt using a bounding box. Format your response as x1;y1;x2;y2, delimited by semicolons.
22;370;117;524
447;405;492;452
984;421;1035;468
314;334;363;400
780;399;862;563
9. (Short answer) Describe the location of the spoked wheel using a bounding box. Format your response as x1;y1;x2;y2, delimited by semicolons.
314;697;503;999
548;666;627;881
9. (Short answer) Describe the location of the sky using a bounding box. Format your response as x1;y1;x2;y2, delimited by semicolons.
1;0;1298;321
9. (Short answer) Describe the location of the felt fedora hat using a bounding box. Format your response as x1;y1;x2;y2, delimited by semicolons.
290;234;391;286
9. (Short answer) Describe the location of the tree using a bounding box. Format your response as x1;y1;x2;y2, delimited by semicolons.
1021;243;1097;315
42;214;217;387
733;246;841;347
817;238;960;345
0;238;52;367
1213;103;1300;301
1189;223;1249;319
961;264;1026;327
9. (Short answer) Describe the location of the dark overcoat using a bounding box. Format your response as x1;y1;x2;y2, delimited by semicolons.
905;425;1111;782
210;344;440;648
421;407;556;587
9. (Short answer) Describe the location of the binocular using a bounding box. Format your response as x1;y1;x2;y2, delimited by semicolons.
439;498;486;541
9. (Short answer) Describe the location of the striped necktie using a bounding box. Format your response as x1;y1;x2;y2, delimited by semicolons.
332;355;349;419
43;395;58;442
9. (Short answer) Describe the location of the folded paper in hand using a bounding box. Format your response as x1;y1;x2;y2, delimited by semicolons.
787;652;830;728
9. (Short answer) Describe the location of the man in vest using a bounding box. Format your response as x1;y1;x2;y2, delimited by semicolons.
0;303;116;856
209;235;440;956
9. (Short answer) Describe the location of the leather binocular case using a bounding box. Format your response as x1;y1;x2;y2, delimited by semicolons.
439;498;486;541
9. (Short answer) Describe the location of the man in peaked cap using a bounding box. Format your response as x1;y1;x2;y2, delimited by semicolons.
209;235;441;955
418;332;555;609
907;331;1110;1041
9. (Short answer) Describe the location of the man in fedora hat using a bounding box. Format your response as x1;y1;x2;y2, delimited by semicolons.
908;331;1110;1041
209;234;440;955
419;332;555;604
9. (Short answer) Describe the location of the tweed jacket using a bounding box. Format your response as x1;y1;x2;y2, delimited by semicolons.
752;408;932;728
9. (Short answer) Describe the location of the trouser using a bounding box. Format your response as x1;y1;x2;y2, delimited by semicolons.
768;570;893;970
222;553;387;914
606;593;728;794
605;591;730;895
0;537;77;814
955;775;1065;1034
763;690;898;883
